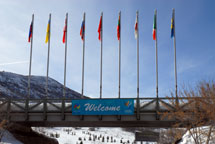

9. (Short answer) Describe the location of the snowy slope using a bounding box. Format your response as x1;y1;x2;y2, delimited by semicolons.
33;127;136;144
0;71;83;99
180;126;215;144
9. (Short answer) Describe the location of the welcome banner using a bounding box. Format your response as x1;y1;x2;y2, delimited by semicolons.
72;99;134;115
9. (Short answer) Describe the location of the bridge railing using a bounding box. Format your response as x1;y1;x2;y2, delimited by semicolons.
0;97;194;121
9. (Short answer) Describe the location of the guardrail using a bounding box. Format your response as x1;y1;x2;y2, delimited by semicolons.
0;97;192;122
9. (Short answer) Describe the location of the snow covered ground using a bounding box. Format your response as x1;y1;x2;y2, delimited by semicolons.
3;126;215;144
0;127;158;144
33;127;136;144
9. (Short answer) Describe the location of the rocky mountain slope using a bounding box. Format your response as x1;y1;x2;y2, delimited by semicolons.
0;71;83;99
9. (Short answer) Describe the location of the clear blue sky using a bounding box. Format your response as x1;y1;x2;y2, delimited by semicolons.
0;0;214;98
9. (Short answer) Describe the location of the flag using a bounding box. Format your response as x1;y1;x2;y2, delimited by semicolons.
62;16;67;43
117;14;120;40
98;15;102;41
152;11;157;40
45;19;50;43
28;21;33;43
171;11;175;38
134;13;138;39
80;18;85;40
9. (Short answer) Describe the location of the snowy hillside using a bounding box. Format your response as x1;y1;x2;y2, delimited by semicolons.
0;71;83;99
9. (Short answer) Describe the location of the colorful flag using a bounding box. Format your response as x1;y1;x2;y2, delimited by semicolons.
152;11;157;40
171;11;175;38
117;14;120;40
45;19;50;43
62;17;67;43
134;13;138;39
80;18;85;41
98;15;102;41
28;21;33;43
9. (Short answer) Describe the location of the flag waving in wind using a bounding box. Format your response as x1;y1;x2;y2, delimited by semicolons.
28;21;33;43
171;10;175;38
98;15;102;41
134;13;138;39
117;13;120;40
45;19;51;43
62;16;67;43
80;15;85;41
152;11;157;40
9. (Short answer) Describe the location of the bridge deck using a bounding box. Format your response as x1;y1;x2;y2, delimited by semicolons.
0;98;190;127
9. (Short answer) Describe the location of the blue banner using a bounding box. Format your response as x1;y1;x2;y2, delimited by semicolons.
72;99;134;115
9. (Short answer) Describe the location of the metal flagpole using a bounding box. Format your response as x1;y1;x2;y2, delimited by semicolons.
46;13;51;98
155;10;159;120
81;12;86;98
44;13;51;121
63;13;68;98
118;11;121;99
62;13;68;121
155;10;158;101
136;11;140;120
26;14;34;121
28;14;34;99
100;12;103;99
173;9;178;105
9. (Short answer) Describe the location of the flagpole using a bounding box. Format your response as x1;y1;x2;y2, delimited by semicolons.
81;12;86;98
100;12;103;99
136;11;140;120
173;9;178;105
28;14;34;99
26;14;34;121
155;9;159;119
46;13;51;98
63;13;68;98
61;13;68;120
155;10;158;101
118;11;121;99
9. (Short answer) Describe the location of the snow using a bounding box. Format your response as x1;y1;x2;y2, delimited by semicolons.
0;129;23;144
33;127;136;144
179;126;215;144
0;71;82;99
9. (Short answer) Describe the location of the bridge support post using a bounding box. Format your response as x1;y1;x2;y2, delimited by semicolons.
25;99;29;121
43;99;47;121
61;98;65;120
156;98;160;120
136;98;140;120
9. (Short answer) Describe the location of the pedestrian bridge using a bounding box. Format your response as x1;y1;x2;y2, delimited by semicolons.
0;97;190;128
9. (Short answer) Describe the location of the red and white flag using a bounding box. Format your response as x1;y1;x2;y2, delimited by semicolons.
62;16;67;43
98;15;102;41
134;13;138;39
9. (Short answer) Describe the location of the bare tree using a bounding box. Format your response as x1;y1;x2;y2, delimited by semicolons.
162;81;215;144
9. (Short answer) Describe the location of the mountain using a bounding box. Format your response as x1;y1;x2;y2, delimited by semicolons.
0;71;83;99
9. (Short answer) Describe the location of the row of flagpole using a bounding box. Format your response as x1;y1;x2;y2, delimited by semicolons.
27;9;178;104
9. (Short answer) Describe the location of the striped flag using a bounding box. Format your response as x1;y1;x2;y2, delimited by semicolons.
62;16;67;43
134;13;138;39
98;15;102;41
45;19;51;43
28;21;33;43
80;17;85;40
117;14;120;40
152;11;157;40
171;11;175;38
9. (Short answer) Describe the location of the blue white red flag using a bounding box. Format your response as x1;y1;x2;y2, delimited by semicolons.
80;19;85;40
28;21;33;43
